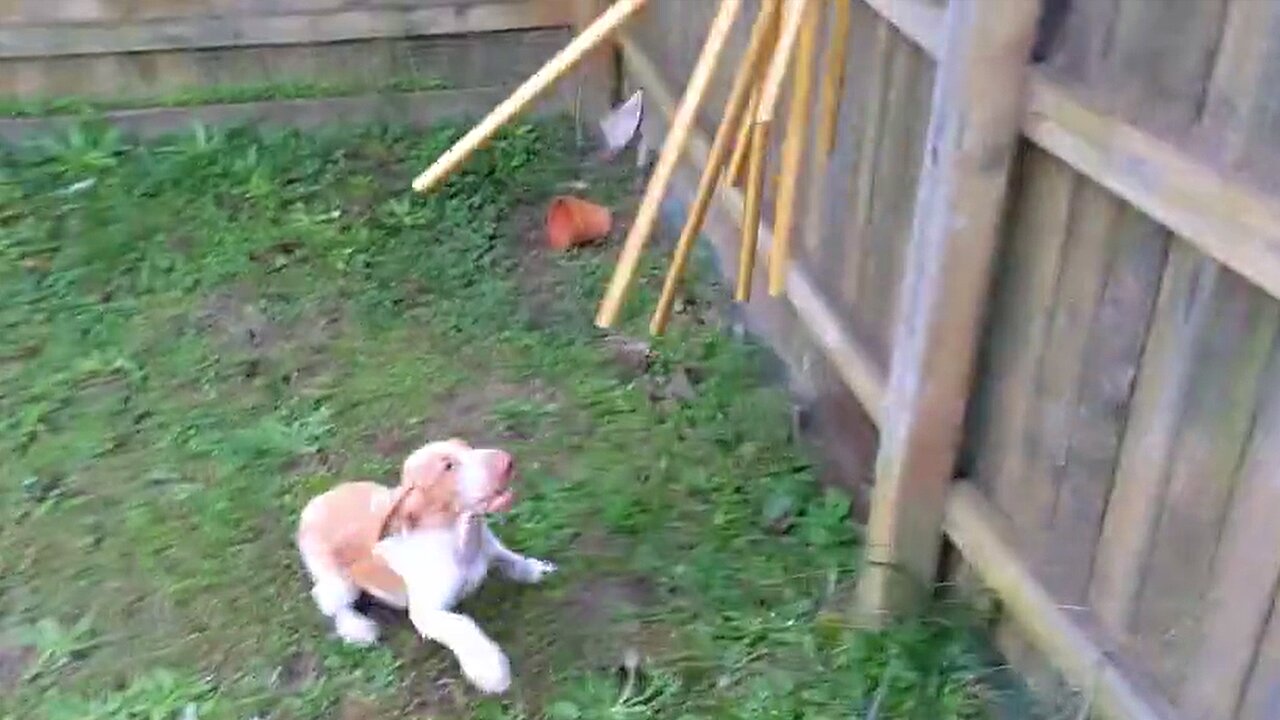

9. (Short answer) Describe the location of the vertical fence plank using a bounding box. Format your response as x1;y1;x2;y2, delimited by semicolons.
1198;0;1280;166
800;0;851;267
856;0;1043;618
838;15;893;329
857;34;930;358
1042;205;1168;605
1089;247;1220;639
1240;590;1280;720
1105;0;1228;132
1179;339;1280;720
1131;275;1279;692
974;149;1074;517
1016;178;1118;588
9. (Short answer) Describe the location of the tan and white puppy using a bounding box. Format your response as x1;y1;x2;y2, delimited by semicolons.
296;438;555;694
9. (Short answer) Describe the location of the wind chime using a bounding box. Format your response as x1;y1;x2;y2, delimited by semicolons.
411;0;851;336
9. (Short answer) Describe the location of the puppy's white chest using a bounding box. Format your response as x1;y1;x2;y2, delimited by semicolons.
377;522;493;610
454;552;491;600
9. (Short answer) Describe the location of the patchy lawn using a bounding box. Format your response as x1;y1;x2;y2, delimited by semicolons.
1;118;995;719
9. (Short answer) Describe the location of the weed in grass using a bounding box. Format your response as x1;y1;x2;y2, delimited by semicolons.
0;118;1009;719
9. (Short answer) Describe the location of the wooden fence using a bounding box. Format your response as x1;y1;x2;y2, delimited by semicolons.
612;1;1280;719
0;0;574;106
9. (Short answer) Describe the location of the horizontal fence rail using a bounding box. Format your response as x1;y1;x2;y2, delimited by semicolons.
0;0;572;58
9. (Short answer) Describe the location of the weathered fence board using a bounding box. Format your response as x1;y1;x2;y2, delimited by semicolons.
1104;0;1226;132
1179;338;1280;720
1040;204;1166;606
974;147;1074;540
1;30;568;102
1088;249;1218;637
1240;594;1280;720
1017;177;1118;587
1130;275;1278;692
833;13;892;336
0;0;568;59
1198;0;1280;170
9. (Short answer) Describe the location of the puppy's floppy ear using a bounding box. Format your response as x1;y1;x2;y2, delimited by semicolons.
376;484;429;539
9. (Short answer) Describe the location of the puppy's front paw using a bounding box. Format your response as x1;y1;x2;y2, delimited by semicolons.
335;612;379;646
460;643;512;695
521;557;557;583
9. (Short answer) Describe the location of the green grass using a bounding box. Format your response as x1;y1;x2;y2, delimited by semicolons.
0;76;450;119
0;117;1001;719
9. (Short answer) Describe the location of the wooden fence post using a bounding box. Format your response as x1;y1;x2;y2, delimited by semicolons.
855;0;1043;621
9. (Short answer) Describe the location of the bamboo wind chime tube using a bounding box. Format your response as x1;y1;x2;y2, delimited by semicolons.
649;0;783;336
724;88;759;189
768;0;819;297
735;0;807;303
594;0;744;329
737;121;770;301
411;0;648;194
725;7;780;190
814;0;851;159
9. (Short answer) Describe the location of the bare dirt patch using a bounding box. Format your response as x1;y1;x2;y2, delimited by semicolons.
563;574;669;671
0;644;34;694
420;378;562;444
276;649;319;693
195;288;346;356
359;376;570;467
507;203;564;329
195;287;283;355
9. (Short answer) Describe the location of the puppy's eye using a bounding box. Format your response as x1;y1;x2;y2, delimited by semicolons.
442;459;456;472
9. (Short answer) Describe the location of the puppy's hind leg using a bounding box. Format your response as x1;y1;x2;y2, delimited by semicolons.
299;544;380;646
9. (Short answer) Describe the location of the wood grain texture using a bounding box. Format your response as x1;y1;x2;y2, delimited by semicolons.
1131;272;1279;694
1103;0;1227;132
1016;178;1119;588
1198;1;1280;168
856;32;932;362
944;482;1177;720
973;147;1074;530
1178;338;1280;720
0;0;572;59
1040;204;1168;606
0;30;566;101
799;0;856;266
852;31;909;359
1024;79;1280;318
864;0;1280;309
836;13;892;331
856;0;1041;619
1089;246;1221;640
1240;590;1280;720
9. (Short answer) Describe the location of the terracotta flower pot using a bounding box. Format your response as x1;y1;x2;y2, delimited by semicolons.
545;195;612;251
